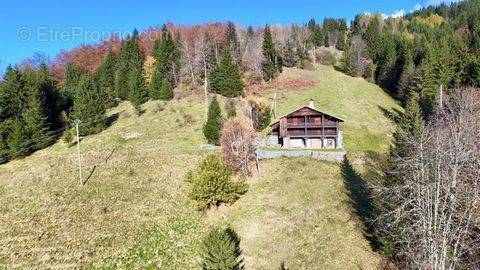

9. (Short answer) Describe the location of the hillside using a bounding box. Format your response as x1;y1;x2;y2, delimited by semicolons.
0;66;401;269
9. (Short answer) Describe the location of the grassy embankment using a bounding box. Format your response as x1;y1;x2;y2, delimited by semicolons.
0;65;401;269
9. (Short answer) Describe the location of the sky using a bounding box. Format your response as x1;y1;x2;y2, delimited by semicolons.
0;0;460;75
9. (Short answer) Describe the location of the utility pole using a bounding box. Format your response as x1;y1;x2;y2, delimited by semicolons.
74;119;83;186
271;91;277;119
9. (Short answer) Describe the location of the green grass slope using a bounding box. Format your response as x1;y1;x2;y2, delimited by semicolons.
0;65;399;269
267;65;401;153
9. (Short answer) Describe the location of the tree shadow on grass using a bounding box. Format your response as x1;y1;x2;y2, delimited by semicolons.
378;105;403;125
341;155;384;252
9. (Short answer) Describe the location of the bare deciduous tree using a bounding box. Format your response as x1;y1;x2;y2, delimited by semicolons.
220;117;257;177
377;88;480;270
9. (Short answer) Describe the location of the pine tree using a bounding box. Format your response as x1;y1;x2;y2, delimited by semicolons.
22;80;53;150
307;19;324;47
115;38;132;100
158;78;173;100
392;91;424;158
129;68;147;113
0;66;27;120
150;25;181;98
36;64;61;129
71;75;107;135
262;25;281;81
224;22;242;66
62;63;84;111
7;119;29;158
95;50;117;108
203;97;223;145
340;36;358;77
209;48;244;97
363;17;382;61
201;227;244;270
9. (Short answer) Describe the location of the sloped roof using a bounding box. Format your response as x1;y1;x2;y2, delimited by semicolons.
270;105;344;126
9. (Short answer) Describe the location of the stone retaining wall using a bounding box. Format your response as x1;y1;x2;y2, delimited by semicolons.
256;149;346;163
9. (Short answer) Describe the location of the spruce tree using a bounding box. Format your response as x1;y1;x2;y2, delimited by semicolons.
363;17;382;61
71;75;107;135
393;91;424;158
201;227;244;270
36;64;61;129
0;66;27;120
262;25;281;82
95;50;117;108
158;78;173;100
307;19;324;47
203;97;223;145
115;39;132;100
224;22;242;66
7;119;29;158
62;63;84;111
340;36;358;77
22;80;53;150
129;68;147;113
209;48;244;97
150;25;181;98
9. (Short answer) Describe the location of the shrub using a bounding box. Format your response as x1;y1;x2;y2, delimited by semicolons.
62;129;74;144
185;155;247;210
363;62;376;83
201;226;244;270
221;118;256;177
250;99;272;131
317;50;337;65
225;100;237;119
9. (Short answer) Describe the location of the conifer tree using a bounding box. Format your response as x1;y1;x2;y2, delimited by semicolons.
63;63;84;109
7;119;29;158
36;64;61;128
203;97;223;145
340;36;358;77
71;75;107;135
262;25;281;82
307;19;324;47
150;25;180;98
115;39;131;100
129;68;147;113
224;22;242;66
22;80;53;150
363;16;382;61
0;66;27;120
158;78;173;100
95;50;117;108
209;48;244;97
392;91;424;159
201;227;244;270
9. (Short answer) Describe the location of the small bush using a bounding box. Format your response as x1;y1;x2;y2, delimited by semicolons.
225;100;237;119
317;50;336;65
363;62;376;83
250;99;272;131
62;129;74;144
201;226;244;270
186;155;247;210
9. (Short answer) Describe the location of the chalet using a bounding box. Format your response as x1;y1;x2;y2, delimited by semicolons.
267;101;344;149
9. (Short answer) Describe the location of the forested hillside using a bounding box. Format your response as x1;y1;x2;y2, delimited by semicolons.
1;0;480;269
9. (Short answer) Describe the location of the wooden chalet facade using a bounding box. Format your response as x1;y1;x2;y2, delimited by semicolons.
268;101;344;149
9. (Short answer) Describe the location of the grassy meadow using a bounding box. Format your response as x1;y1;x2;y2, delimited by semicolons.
0;65;400;269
